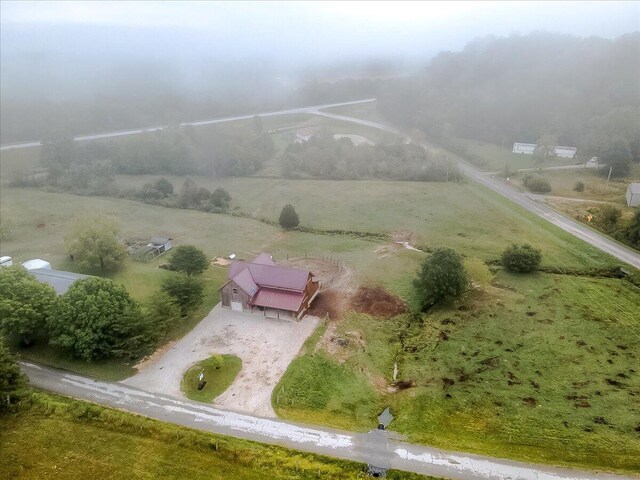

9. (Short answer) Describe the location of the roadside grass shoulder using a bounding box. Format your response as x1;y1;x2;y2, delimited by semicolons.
0;391;428;480
181;355;242;402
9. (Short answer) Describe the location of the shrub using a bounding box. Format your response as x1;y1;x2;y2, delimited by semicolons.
501;243;542;273
573;181;585;192
524;175;551;193
413;247;468;310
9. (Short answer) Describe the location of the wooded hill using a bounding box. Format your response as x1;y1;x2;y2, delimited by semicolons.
378;32;640;161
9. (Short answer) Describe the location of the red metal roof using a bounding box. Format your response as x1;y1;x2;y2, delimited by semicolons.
228;253;309;292
250;288;304;312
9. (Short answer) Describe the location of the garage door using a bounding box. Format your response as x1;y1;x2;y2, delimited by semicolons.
231;301;243;312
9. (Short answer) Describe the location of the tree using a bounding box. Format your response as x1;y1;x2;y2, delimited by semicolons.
209;187;232;212
279;204;300;230
601;136;632;178
47;278;150;361
144;291;181;341
501;244;542;273
598;205;622;232
179;177;199;208
413;247;467;310
533;134;557;169
625;210;640;249
154;177;174;196
0;340;26;409
0;266;57;345
166;245;209;275
65;216;126;273
161;275;205;315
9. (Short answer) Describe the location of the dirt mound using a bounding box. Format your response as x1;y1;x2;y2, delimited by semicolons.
308;290;342;320
350;286;407;317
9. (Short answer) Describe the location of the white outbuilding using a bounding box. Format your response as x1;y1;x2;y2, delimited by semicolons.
512;143;537;155
626;183;640;207
22;258;52;270
554;146;577;159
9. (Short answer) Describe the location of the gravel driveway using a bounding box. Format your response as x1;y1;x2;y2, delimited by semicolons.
123;304;319;417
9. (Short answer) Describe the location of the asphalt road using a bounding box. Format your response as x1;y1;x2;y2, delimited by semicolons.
0;99;375;151
21;362;632;480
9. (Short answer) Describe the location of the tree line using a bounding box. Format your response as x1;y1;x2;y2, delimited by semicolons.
378;32;640;177
21;124;275;193
281;132;461;181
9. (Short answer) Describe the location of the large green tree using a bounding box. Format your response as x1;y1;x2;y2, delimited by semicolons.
413;247;468;311
144;291;181;341
208;187;232;212
161;275;204;315
0;266;57;345
65;216;126;273
166;245;209;276
0;340;25;409
279;204;300;230
601;136;632;178
47;278;150;361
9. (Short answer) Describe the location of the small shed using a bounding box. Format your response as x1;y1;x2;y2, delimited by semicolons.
554;146;577;159
626;183;640;207
148;237;172;253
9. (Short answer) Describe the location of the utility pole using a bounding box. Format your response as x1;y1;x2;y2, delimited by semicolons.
606;166;613;185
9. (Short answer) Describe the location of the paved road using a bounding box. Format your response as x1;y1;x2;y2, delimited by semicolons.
21;362;631;480
0;99;375;151
305;110;640;270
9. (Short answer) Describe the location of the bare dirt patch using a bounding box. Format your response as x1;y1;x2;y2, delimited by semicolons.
350;286;407;317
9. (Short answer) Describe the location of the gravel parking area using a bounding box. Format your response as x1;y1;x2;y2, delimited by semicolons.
123;304;319;417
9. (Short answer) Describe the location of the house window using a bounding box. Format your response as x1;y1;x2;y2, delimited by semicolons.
232;288;238;294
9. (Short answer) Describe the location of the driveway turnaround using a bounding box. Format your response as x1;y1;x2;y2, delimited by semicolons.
123;304;318;417
22;363;632;480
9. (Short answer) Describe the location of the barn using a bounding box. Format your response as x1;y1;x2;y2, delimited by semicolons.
220;253;319;320
554;146;577;159
626;183;640;207
512;143;536;154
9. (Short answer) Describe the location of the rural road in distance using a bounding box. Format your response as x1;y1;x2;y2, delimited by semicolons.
21;362;633;480
0;99;376;151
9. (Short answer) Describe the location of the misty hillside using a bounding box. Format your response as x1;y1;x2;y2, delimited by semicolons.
378;32;640;158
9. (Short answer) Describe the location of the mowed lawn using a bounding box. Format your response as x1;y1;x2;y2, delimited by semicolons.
0;392;426;480
274;269;640;474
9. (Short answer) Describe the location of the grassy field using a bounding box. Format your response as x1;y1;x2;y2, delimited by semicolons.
511;164;640;205
181;355;242;402
274;270;640;474
0;391;427;480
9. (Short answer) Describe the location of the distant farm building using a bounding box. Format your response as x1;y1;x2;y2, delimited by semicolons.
294;126;316;143
220;253;319;320
22;259;88;294
513;143;537;154
554;146;577;159
627;183;640;207
127;236;172;262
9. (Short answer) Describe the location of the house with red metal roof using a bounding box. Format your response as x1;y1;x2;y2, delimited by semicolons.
219;253;319;320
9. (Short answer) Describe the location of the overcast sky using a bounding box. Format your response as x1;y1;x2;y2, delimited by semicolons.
1;1;638;100
2;1;639;64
